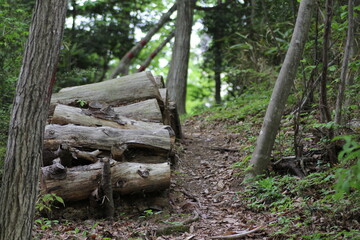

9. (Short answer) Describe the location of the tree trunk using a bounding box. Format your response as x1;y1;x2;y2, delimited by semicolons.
249;0;315;177
110;4;177;78
319;0;333;124
41;161;170;202
335;0;354;125
166;0;194;114
214;27;222;105
319;0;337;164
0;1;67;239
137;31;175;72
51;71;163;108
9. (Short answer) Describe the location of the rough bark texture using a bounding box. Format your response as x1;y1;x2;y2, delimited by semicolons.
40;161;170;201
0;1;67;239
335;0;354;125
166;0;194;114
51;71;163;108
249;0;315;176
110;4;177;78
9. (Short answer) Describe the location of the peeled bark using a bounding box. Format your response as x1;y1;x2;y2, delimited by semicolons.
40;161;171;201
51;104;163;130
113;99;164;123
249;0;315;177
44;124;172;153
51;71;163;108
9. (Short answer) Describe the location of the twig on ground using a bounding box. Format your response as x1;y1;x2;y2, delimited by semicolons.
206;147;240;152
210;225;263;239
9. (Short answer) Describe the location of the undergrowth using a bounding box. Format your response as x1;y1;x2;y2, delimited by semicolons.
186;85;360;239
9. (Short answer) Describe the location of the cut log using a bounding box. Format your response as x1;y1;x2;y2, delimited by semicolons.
44;124;172;153
40;161;170;201
51;71;163;108
113;99;163;123
51;104;163;130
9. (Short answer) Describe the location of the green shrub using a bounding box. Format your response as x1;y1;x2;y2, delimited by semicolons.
333;135;360;199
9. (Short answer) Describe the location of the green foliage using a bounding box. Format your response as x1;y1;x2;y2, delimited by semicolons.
333;135;360;199
75;99;88;108
34;218;59;230
240;170;359;239
0;1;32;180
243;175;298;212
35;193;65;217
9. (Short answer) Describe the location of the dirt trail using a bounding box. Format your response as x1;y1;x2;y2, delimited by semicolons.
165;116;269;239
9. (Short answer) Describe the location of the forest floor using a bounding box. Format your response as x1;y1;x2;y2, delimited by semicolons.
33;111;360;240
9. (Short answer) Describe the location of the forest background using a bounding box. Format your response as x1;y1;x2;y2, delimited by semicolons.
0;0;359;238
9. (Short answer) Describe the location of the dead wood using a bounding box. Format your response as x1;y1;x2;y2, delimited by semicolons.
210;226;263;239
41;158;67;180
113;99;163;123
155;211;199;236
206;147;241;153
40;161;170;201
154;75;165;88
51;104;163;130
169;102;183;139
44;124;172;153
100;158;114;219
51;71;163;108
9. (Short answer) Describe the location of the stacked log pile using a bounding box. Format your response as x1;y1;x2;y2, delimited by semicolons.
41;71;181;205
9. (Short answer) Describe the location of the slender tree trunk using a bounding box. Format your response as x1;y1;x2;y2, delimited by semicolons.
249;0;315;177
344;0;359;111
214;41;222;105
214;1;223;105
166;0;194;114
137;31;175;72
250;0;257;27
0;1;67;239
319;0;333;124
335;0;354;125
319;0;338;164
110;4;177;78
